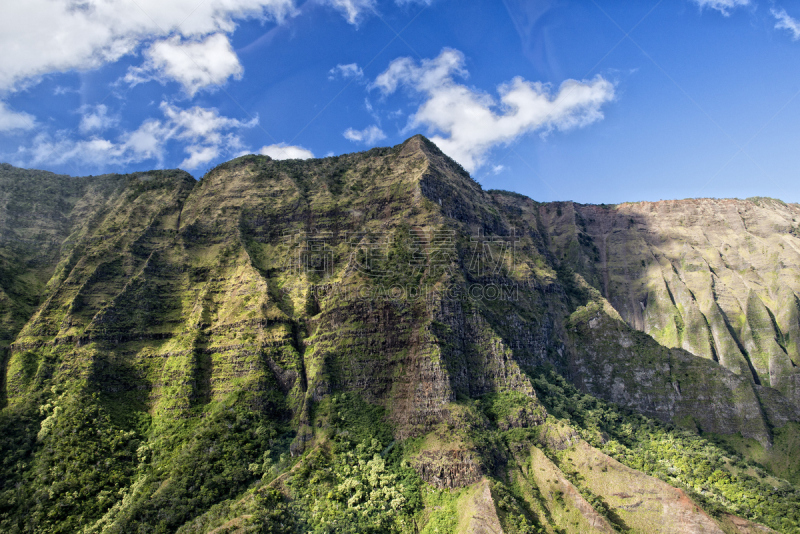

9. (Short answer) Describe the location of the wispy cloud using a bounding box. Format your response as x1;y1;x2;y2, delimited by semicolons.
772;7;800;40
323;0;431;25
372;48;615;172
0;102;35;132
328;63;364;81
79;104;118;135
343;124;386;144
53;86;79;96
323;0;376;25
690;0;750;16
16;102;257;170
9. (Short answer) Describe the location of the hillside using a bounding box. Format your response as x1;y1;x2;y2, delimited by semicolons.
0;137;798;533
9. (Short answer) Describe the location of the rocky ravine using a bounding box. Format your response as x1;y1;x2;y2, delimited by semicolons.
533;198;800;437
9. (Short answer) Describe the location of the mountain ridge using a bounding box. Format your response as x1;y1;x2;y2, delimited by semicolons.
1;137;799;533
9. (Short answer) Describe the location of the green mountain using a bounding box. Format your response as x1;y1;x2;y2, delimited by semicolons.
1;137;798;533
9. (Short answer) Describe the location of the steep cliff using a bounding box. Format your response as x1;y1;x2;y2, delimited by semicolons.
0;138;798;533
0;165;135;406
529;197;800;466
539;198;800;402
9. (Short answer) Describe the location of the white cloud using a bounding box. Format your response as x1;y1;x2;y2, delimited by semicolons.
372;48;615;172
161;102;256;142
343;125;386;144
53;86;79;96
181;145;222;169
690;0;750;16
79;104;118;134
258;143;314;159
323;0;429;25
372;49;466;94
17;102;256;170
124;33;243;95
121;119;170;163
328;63;364;81
324;0;376;25
160;103;256;167
772;7;800;40
492;165;505;175
0;102;35;132
0;0;294;93
21;134;129;168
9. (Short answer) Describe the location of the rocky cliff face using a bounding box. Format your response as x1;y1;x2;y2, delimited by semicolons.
530;198;800;438
0;164;134;405
0;138;798;533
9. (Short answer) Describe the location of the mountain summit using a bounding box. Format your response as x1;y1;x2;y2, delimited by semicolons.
1;138;798;533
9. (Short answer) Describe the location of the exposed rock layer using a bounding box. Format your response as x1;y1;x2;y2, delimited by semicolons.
1;137;798;533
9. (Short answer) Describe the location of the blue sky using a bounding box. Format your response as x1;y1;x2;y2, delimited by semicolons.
1;0;799;203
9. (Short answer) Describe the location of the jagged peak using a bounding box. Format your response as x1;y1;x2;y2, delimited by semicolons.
397;134;441;159
397;134;478;186
397;134;435;154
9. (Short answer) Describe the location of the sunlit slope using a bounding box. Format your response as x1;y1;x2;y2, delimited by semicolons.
0;138;798;532
0;164;133;404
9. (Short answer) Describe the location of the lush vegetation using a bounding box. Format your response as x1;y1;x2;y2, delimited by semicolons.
529;366;800;533
249;393;423;533
0;387;140;533
0;386;289;534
